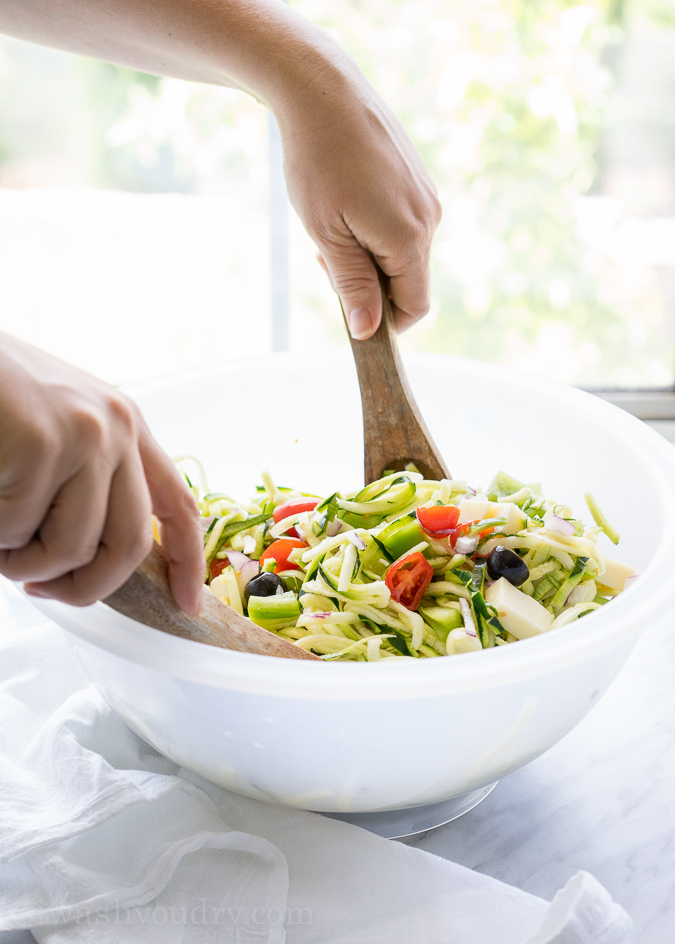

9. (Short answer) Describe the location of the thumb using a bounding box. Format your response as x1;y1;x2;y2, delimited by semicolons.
320;240;383;339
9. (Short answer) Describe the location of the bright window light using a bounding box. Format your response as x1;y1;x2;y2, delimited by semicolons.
1;1;674;391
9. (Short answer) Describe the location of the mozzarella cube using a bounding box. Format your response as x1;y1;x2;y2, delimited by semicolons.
457;499;526;535
485;578;553;639
597;557;636;593
208;575;230;605
457;499;490;523
497;502;528;534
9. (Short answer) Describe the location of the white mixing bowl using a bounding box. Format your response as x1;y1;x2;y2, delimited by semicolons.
27;354;675;814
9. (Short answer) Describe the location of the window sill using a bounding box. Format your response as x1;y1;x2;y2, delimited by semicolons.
593;391;675;443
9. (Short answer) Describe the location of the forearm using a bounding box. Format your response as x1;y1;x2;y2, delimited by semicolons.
0;0;355;121
0;0;440;337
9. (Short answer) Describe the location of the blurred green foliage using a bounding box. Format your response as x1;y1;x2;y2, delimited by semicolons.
291;0;675;384
77;63;175;192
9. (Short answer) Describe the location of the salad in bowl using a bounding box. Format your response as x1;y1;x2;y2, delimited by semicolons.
185;463;635;662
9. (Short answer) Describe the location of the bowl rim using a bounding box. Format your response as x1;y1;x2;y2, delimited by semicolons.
26;352;675;700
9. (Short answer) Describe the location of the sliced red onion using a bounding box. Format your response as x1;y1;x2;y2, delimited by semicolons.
294;520;307;541
546;515;575;536
455;535;480;556
624;574;639;588
307;611;332;619
459;598;478;637
224;550;250;571
347;532;367;551
200;516;215;532
235;559;260;595
326;519;343;537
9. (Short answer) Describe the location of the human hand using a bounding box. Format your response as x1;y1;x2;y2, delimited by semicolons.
0;334;204;614
276;60;442;340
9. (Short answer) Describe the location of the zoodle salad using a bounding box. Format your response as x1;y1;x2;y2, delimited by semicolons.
184;464;635;662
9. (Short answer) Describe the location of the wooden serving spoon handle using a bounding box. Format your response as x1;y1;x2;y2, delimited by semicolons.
343;277;450;484
104;543;320;661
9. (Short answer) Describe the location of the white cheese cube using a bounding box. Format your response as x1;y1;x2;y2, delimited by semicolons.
457;499;491;523
597;557;636;593
208;576;230;604
457;499;526;535
485;578;553;639
496;502;528;534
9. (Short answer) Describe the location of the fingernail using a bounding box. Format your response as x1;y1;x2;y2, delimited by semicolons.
197;588;207;616
180;589;204;619
348;308;373;340
24;586;48;599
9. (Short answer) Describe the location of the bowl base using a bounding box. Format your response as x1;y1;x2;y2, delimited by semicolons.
321;781;498;839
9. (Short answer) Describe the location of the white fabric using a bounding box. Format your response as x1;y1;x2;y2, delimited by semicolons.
0;598;631;944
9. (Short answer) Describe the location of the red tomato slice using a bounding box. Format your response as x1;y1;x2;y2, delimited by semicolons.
416;504;460;536
385;551;434;611
209;557;230;580
272;498;319;538
273;498;319;522
259;538;308;573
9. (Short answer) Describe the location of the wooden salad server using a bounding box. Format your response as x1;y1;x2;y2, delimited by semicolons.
105;542;320;661
343;275;450;484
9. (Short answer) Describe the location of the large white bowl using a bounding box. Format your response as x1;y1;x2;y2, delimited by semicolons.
28;353;675;813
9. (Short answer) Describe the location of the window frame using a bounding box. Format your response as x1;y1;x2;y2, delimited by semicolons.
594;391;675;442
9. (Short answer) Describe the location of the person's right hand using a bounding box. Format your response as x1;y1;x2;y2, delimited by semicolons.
0;333;204;614
278;72;442;341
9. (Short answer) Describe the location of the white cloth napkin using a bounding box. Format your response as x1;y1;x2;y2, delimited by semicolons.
0;585;631;944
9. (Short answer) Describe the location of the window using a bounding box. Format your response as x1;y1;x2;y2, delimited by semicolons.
292;0;675;392
1;2;674;434
0;39;271;385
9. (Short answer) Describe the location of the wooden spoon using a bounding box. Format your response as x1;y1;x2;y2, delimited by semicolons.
104;543;320;661
343;277;450;484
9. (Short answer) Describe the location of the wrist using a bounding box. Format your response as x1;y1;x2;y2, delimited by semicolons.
272;49;368;139
217;3;365;130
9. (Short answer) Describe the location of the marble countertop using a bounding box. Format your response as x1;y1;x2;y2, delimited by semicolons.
409;611;675;943
1;581;673;943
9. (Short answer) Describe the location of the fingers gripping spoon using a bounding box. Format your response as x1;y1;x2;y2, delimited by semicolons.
343;281;450;484
105;543;320;661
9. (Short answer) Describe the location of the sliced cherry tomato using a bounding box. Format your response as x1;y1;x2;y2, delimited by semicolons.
272;498;319;537
259;538;308;573
385;551;434;611
273;498;319;522
416;504;460;536
209;557;230;580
